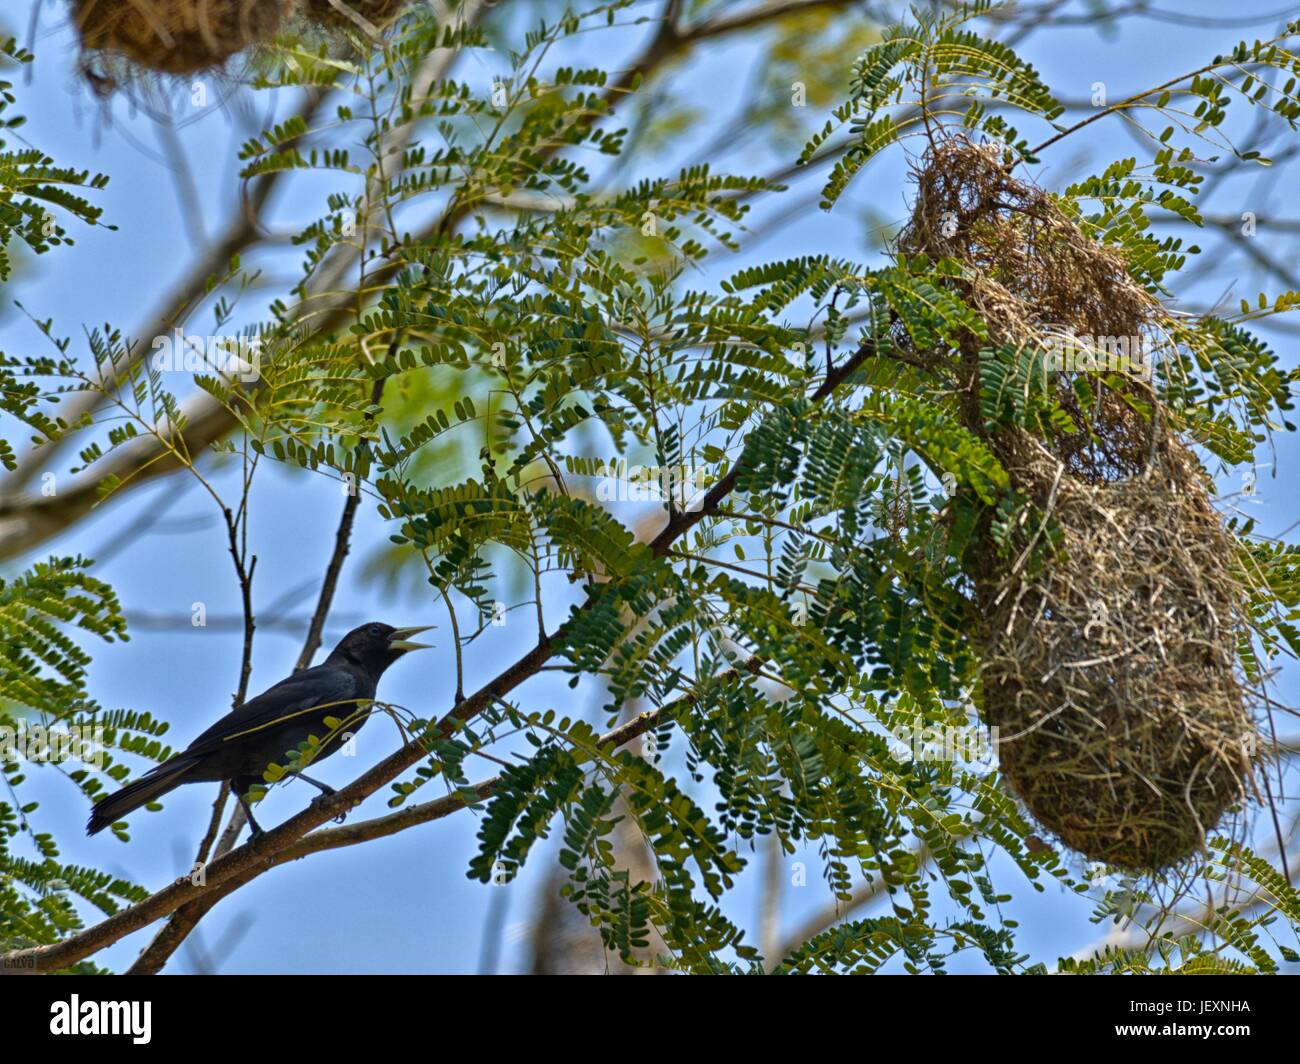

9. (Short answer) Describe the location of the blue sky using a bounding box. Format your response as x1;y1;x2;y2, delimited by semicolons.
3;0;1299;972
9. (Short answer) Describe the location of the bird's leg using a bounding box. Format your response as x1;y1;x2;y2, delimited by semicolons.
296;772;335;797
236;791;266;841
299;772;348;824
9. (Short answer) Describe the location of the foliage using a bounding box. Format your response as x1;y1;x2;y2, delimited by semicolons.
1;1;1299;974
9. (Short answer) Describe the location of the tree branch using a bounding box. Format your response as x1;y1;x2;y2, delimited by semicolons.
1;337;873;973
295;374;389;672
129;367;391;973
0;0;860;563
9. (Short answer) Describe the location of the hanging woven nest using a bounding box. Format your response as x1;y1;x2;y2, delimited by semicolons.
897;135;1165;482
977;433;1259;870
897;135;1262;870
71;0;291;75
302;0;411;33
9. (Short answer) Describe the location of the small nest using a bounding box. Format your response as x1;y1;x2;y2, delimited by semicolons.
978;436;1259;871
302;0;411;32
72;0;290;75
897;136;1262;870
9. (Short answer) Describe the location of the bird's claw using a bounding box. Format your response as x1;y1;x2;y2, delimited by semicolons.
309;790;347;823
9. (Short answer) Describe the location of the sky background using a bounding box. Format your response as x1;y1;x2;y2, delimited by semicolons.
3;0;1299;973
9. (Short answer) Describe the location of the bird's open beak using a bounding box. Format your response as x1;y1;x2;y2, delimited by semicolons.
388;625;434;652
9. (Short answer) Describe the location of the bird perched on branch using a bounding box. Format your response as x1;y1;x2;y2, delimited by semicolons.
87;622;432;839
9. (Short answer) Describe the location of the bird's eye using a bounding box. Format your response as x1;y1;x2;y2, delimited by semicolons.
369;624;383;636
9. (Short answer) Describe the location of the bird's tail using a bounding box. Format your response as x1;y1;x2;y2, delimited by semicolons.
86;756;199;836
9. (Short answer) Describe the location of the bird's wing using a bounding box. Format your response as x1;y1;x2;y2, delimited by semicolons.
184;666;365;755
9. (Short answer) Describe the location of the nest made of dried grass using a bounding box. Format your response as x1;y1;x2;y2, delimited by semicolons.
72;0;291;75
978;434;1260;870
302;0;411;32
897;135;1167;483
896;135;1262;870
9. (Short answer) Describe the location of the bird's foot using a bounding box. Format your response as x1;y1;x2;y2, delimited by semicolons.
309;791;347;824
237;793;266;842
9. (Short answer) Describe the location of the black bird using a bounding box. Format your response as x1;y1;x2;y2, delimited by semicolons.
87;622;431;839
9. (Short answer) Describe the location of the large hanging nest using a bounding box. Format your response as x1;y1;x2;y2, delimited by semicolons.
898;135;1262;871
978;434;1259;870
70;0;411;80
71;0;291;75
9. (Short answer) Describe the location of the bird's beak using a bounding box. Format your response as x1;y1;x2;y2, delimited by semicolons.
388;625;434;652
